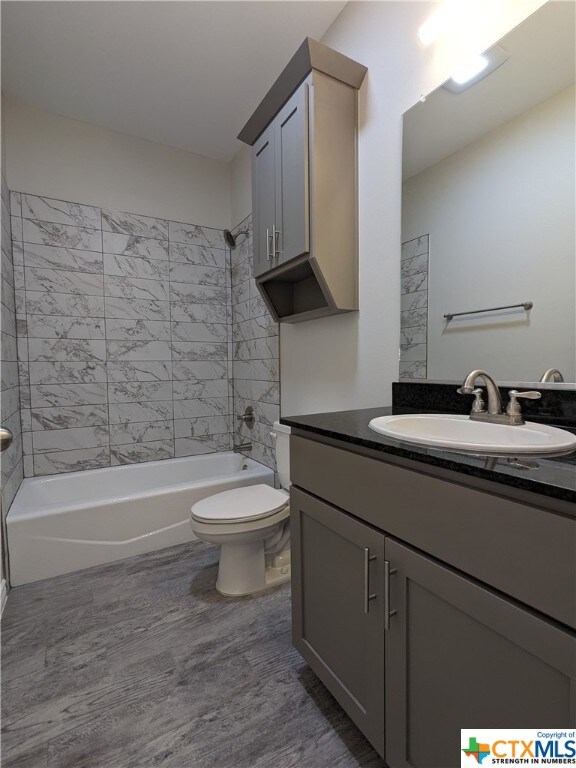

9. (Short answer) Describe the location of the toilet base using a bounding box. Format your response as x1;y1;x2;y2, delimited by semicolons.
216;542;291;597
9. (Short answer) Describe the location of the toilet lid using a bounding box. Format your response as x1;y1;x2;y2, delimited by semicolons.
191;484;289;523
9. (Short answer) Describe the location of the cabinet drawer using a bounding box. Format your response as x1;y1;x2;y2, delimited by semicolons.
291;435;576;629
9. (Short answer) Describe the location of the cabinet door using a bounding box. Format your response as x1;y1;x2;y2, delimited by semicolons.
251;122;276;277
273;82;310;268
385;537;576;768
291;487;386;757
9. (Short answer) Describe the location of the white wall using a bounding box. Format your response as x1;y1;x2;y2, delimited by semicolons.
230;144;252;227
403;86;575;382
227;0;544;417
3;93;231;228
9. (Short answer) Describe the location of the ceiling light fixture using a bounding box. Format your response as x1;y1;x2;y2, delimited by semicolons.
443;44;510;93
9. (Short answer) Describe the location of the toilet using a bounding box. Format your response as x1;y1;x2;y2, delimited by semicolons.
190;421;291;596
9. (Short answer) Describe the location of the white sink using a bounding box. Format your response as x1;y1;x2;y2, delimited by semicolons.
368;414;576;454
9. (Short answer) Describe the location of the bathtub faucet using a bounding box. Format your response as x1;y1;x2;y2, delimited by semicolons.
233;442;252;452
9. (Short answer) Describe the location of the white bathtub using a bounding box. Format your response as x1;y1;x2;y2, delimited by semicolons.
7;453;274;586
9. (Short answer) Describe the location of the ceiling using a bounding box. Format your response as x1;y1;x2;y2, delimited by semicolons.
403;1;576;179
1;1;347;162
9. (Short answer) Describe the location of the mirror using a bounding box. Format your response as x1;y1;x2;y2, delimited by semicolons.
400;2;575;384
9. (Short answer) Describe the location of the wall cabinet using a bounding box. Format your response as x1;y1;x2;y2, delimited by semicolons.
239;38;367;322
290;434;576;765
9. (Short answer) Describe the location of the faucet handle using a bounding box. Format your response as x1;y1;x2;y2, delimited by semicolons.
506;389;542;416
457;386;485;413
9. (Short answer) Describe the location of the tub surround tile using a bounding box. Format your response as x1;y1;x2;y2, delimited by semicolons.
170;301;228;324
103;232;168;260
30;404;109;431
400;289;427;313
29;362;108;385
169;283;227;304
401;235;429;261
28;338;106;363
102;209;168;240
109;420;174;446
171;321;228;344
21;194;101;229
400;234;429;379
169;263;226;287
111;440;174;466
108;401;173;424
9;190;22;216
25;291;105;318
104;275;170;302
32;426;109;454
172;379;228;400
174;415;230;438
34;447;111;475
104;296;170;322
106;361;172;383
23;219;102;251
401;251;428;278
106;340;171;362
175;434;230;457
168;222;224;249
108;381;173;403
399;361;427;379
401;272;428;296
30;383;108;408
104;253;169;280
400;308;428;329
105;319;171;341
171;341;227;362
172;360;228;381
173;397;228;420
25;315;105;340
168;242;226;269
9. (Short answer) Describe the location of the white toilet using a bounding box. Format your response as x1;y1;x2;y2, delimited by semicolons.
190;421;291;596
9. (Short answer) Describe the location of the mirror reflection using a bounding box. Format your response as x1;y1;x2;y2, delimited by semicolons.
400;2;575;383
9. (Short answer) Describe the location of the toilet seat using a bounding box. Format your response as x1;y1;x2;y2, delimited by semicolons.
191;484;289;524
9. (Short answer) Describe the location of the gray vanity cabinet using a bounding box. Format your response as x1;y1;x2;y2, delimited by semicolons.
252;83;310;278
290;487;386;757
385;538;576;768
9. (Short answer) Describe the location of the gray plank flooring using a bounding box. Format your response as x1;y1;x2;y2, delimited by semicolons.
1;541;386;768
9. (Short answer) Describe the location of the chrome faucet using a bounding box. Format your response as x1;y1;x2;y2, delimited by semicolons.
540;368;564;383
457;369;541;425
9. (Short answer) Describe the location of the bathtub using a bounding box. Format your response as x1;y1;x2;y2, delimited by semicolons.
6;453;274;586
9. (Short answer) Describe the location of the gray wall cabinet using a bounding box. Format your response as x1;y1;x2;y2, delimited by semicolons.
290;433;576;765
240;39;367;323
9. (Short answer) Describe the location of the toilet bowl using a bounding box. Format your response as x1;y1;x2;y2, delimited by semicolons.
190;421;291;596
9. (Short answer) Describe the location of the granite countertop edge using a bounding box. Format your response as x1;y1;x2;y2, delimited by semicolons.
280;407;576;506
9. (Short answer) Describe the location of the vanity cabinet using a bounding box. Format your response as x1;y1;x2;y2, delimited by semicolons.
239;38;367;322
291;487;386;755
290;433;576;765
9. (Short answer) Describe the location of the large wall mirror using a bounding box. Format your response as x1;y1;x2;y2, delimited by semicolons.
400;1;575;385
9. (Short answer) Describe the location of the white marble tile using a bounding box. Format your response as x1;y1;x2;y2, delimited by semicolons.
109;420;174;446
104;253;169;280
172;379;228;400
400;308;428;329
173;397;228;419
171;341;227;361
102;232;168;260
400;290;427;313
106;361;172;382
401;251;428;279
30;382;108;408
232;360;252;381
168;243;226;268
252;314;278;339
401;273;428;296
108;381;172;403
23;219;102;251
400;325;427;350
29;361;108;385
169;283;227;304
401;235;429;261
174;415;230;438
104;297;170;322
30;404;109;431
174;434;230;457
34;447;110;476
232;279;250;307
108;400;173;424
106;340;171;362
252;401;279;426
168;222;224;249
25;267;104;296
11;216;23;243
231;259;251;287
169;263;226;287
251;358;279;382
102;210;168;239
251;381;280;405
28;338;106;362
105;319;171;341
170;301;228;324
172;360;228;381
22;194;101;229
10;191;21;217
399;361;427;379
104;275;169;302
23;243;103;274
2;331;18;362
111;440;174;465
249;294;269;319
399;342;427;362
26;291;105;318
25;315;105;340
171;321;228;343
32;426;109;454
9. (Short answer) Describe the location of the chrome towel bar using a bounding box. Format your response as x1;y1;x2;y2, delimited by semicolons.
444;301;533;320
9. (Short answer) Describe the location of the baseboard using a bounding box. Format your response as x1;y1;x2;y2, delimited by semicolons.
0;579;7;616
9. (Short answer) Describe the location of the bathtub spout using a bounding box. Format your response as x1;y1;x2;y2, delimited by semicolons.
233;442;252;452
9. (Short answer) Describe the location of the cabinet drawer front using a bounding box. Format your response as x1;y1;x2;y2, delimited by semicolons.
291;435;576;629
385;538;576;768
291;487;386;757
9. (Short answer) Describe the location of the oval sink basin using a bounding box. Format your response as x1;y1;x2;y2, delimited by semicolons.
368;414;576;454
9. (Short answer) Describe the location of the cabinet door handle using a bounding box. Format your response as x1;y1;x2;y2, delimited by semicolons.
363;547;377;613
272;225;281;258
266;228;273;261
384;560;398;630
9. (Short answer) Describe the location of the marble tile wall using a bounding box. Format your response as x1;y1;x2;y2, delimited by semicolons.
400;235;429;379
230;216;280;472
11;191;232;476
1;174;24;511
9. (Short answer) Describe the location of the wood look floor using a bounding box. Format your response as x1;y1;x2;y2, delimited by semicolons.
1;541;386;768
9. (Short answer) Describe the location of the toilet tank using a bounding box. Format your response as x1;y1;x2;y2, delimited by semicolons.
272;421;291;490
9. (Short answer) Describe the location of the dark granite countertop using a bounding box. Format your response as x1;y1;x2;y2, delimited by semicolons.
281;406;576;505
